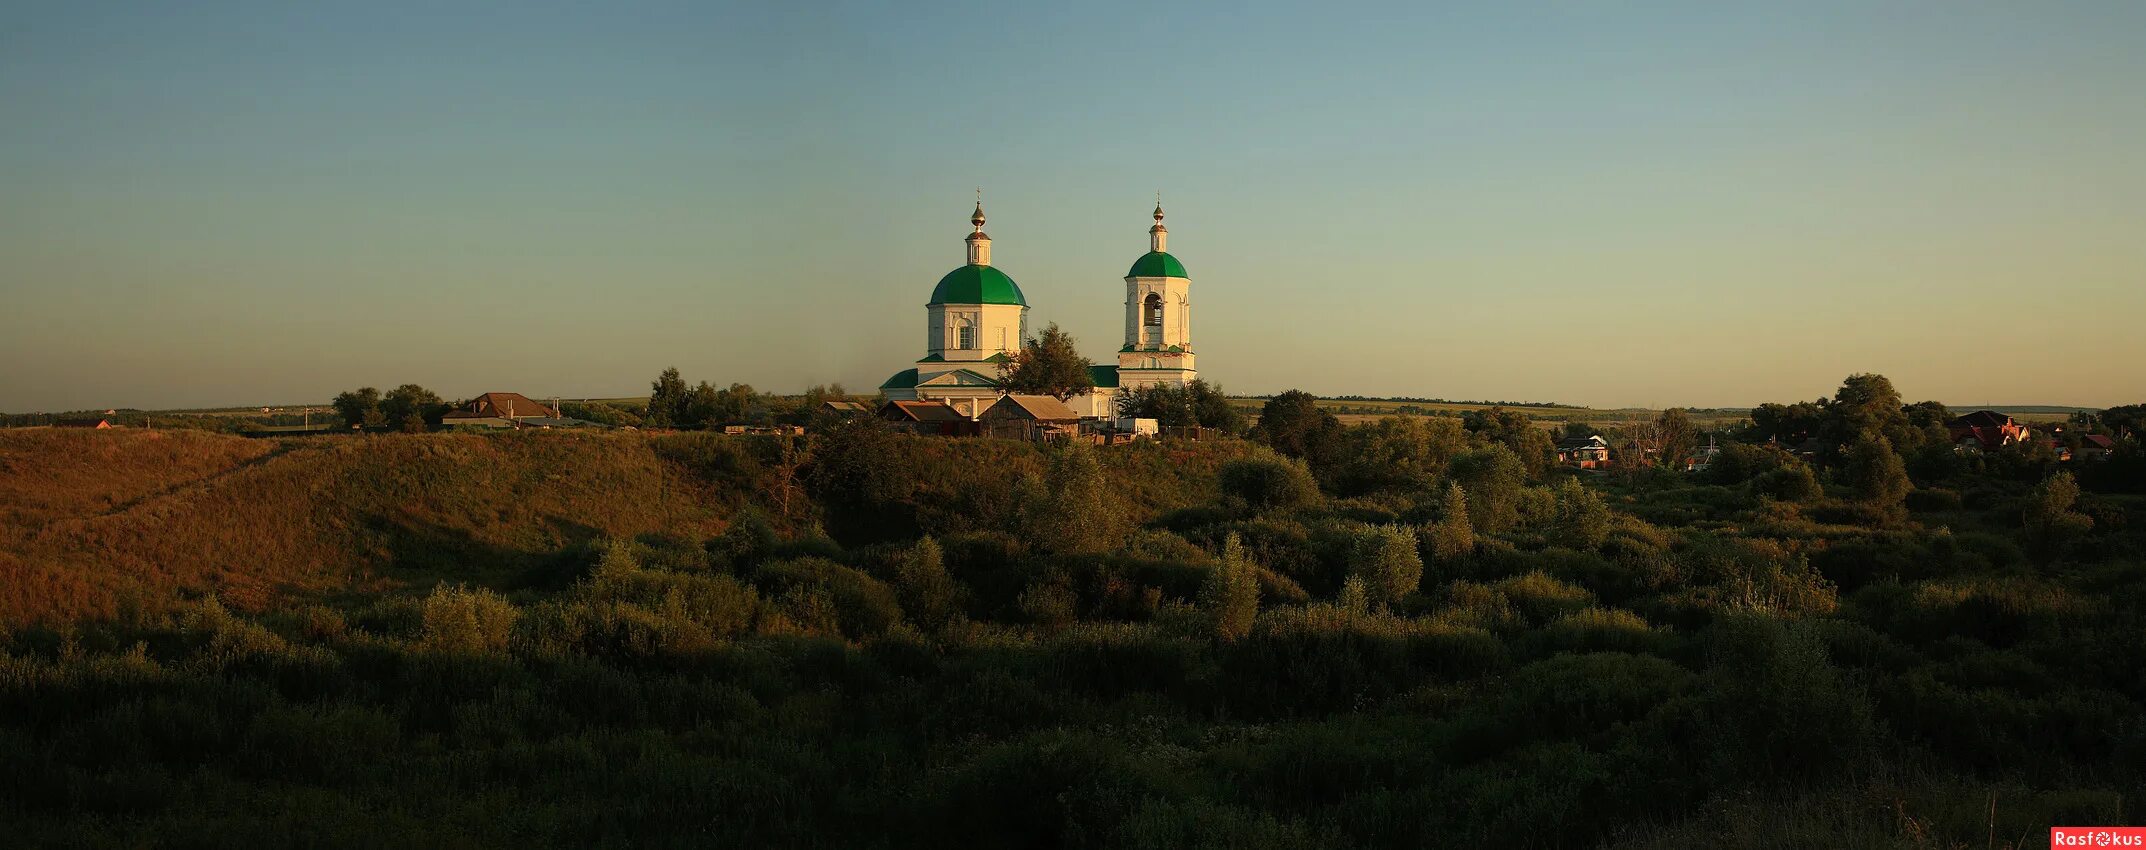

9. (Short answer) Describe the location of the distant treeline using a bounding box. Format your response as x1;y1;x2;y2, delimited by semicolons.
1239;394;1584;409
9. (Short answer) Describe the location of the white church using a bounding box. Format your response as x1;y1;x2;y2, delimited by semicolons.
879;198;1198;418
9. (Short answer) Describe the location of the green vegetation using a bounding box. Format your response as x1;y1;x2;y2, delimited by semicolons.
2;377;2143;846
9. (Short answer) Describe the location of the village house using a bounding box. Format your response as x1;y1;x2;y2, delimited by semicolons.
1946;410;2031;452
2078;434;2118;461
54;417;113;429
877;399;974;436
980;394;1083;441
1555;435;1610;469
440;392;569;429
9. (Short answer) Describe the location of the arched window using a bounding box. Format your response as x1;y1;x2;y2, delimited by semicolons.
1142;293;1163;346
955;316;976;350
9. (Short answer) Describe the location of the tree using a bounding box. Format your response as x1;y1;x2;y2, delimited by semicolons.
1841;432;1911;511
1462;406;1556;477
381;384;446;427
2024;470;2093;550
997;323;1093;400
1116;378;1246;433
1347;524;1423;611
1422;482;1475;561
1187;380;1247;433
1552;477;1611;549
1452;444;1528;534
1200;533;1260;641
1655;408;1695;471
1560;421;1599;440
332;387;383;430
645;367;689;429
895;536;963;632
1330;416;1467;496
1015;441;1128;554
1217;451;1319;513
1252;390;1339;462
1748;401;1825;445
1823;373;1915;453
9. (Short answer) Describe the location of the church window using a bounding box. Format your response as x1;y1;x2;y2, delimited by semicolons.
1143;293;1163;327
955;316;976;350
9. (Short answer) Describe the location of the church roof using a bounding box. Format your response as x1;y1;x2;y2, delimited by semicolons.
880;368;919;390
1126;251;1188;279
931;264;1027;307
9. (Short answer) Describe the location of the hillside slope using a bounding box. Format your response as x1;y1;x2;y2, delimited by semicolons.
0;429;1250;627
0;431;733;626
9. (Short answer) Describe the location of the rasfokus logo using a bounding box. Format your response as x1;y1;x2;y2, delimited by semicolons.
2052;827;2146;847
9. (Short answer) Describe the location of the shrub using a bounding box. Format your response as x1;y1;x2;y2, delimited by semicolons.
1494;571;1595;626
894;536;963;632
1347;525;1424;611
754;557;902;639
1750;465;1822;503
1527;607;1666;656
1218;451;1320;513
416;584;519;657
1200;535;1261;641
1421;482;1476;563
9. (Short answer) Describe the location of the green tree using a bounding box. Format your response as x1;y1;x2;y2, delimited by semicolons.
895;535;962;631
997;322;1094;400
1330;416;1468;496
1423;481;1476;561
1552;477;1611;549
1217;451;1320;513
1823;373;1916;453
332;386;383;430
1252;390;1340;463
1200;533;1260;641
1656;408;1696;471
645;367;689;429
2024;470;2093;548
381;384;446;427
1016;441;1128;554
681;381;722;429
1347;524;1423;610
1840;431;1911;511
1452;444;1527;534
1462;406;1557;476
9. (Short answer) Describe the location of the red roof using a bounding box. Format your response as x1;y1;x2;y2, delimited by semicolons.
2082;434;2117;450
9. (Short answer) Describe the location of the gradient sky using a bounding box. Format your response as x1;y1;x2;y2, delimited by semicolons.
3;1;2142;412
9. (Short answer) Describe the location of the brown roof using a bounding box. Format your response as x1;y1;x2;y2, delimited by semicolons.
54;418;112;429
443;392;558;421
821;400;871;413
2081;434;2117;449
982;394;1080;423
878;400;967;423
1946;410;2014;429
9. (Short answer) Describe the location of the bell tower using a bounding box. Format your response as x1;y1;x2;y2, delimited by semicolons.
1118;198;1196;389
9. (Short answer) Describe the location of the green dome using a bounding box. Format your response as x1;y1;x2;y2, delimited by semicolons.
1126;251;1188;279
930;264;1027;307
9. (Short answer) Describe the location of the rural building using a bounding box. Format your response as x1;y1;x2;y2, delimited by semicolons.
882;198;1202;420
820;400;871;417
878;400;974;436
2078;434;2117;461
441;392;561;428
54;418;113;429
980;394;1081;440
1947;410;2030;452
1555;435;1610;468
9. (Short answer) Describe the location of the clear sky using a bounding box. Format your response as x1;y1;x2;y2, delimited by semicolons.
3;1;2141;412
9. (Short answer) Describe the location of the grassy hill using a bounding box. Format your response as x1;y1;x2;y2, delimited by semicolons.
0;429;1250;628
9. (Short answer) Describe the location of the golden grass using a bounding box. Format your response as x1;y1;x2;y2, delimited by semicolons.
0;430;730;627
